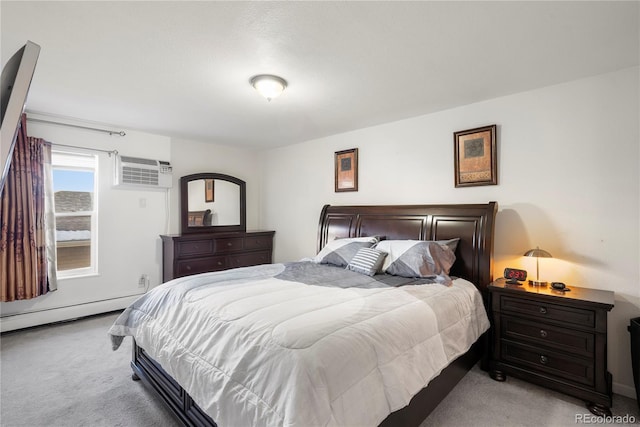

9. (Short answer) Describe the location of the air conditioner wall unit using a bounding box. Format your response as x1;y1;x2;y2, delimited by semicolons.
114;155;172;189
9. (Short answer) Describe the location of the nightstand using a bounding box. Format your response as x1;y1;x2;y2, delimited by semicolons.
488;278;615;416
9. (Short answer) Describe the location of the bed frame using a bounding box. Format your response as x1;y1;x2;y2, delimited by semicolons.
131;202;498;427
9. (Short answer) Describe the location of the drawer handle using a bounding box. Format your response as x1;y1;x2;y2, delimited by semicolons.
186;265;191;271
227;242;233;247
540;329;548;338
255;240;261;246
539;355;549;365
539;307;547;314
217;261;223;266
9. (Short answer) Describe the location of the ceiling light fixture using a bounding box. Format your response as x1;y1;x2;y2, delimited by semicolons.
250;74;287;102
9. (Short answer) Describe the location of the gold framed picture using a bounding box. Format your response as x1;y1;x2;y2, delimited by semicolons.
204;179;215;202
335;148;358;192
454;124;497;187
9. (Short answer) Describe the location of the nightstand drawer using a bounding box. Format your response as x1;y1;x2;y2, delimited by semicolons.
500;295;595;328
502;316;595;357
177;256;226;277
502;340;594;386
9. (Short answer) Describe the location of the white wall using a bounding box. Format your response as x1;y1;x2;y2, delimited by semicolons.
0;117;171;330
260;67;640;398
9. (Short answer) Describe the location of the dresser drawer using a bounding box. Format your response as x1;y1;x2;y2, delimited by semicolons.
214;237;244;253
244;235;273;250
501;340;594;386
502;315;594;357
500;295;595;328
176;239;213;257
227;251;272;269
176;256;226;277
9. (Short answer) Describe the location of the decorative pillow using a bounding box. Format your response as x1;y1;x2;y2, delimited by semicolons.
374;240;456;278
346;247;388;276
313;236;379;267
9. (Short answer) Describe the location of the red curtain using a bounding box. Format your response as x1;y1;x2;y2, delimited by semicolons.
0;114;49;301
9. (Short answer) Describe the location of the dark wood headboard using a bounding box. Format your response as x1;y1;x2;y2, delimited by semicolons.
317;202;498;292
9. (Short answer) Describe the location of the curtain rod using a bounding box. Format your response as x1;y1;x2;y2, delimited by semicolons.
47;142;118;157
27;117;126;137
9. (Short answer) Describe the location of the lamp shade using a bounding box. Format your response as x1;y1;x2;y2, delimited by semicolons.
524;247;552;258
250;74;287;101
523;246;552;286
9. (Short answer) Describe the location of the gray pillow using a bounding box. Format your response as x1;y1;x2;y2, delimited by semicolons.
313;236;379;267
375;240;456;278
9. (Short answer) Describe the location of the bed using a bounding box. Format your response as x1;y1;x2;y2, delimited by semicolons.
109;202;497;427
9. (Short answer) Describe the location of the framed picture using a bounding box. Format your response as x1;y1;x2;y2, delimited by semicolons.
335;148;358;192
204;179;215;202
454;124;497;187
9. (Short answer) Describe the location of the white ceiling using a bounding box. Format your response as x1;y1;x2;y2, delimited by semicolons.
1;1;638;149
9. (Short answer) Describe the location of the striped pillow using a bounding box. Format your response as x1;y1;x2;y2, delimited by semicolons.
346;247;388;276
313;236;379;267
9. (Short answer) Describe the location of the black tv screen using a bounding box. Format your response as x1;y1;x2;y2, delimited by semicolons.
0;41;40;196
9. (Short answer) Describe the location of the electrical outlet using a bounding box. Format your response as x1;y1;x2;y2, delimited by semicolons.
138;274;147;288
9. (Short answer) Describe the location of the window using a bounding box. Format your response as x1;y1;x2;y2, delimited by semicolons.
52;151;98;277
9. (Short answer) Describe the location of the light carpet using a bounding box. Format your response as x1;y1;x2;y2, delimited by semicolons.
1;312;637;427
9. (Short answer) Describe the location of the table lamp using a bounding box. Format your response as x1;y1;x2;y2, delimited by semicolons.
524;246;552;286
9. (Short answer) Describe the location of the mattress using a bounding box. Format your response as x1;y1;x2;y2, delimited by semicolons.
108;261;489;427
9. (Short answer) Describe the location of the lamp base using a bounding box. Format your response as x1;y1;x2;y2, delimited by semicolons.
529;280;548;286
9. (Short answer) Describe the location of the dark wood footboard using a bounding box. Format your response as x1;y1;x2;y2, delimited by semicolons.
132;337;484;427
131;342;216;427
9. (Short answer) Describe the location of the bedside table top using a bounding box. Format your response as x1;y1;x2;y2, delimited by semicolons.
489;278;614;308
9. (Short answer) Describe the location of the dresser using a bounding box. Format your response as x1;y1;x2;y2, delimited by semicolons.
488;279;614;416
160;231;275;281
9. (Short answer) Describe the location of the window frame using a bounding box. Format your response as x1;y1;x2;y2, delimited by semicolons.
51;150;99;278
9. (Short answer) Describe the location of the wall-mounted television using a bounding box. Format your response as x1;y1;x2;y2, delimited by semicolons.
0;41;41;196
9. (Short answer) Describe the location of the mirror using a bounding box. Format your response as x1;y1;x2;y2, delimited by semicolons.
180;173;246;234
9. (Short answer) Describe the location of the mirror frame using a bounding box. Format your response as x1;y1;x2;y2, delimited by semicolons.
180;172;246;234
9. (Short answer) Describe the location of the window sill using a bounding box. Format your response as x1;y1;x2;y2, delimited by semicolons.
56;272;100;281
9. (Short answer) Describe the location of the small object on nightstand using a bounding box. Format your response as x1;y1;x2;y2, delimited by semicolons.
504;267;527;285
551;282;570;291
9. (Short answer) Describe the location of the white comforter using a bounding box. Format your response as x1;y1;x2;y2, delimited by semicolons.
108;262;489;427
